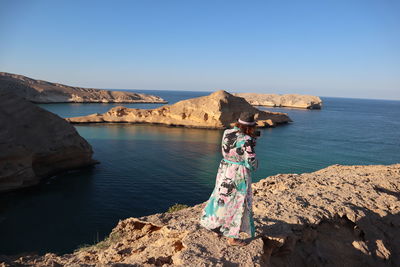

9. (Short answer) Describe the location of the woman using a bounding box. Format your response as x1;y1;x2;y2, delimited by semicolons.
200;112;258;246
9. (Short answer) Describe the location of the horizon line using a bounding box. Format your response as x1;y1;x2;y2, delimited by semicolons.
2;71;399;101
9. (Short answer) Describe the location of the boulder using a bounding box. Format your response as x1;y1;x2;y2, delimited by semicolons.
2;163;399;266
235;93;323;109
0;92;96;192
66;90;292;128
0;72;167;103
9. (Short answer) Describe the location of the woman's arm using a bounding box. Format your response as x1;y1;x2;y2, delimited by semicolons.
243;136;258;171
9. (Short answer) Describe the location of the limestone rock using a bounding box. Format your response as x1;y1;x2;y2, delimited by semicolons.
252;164;400;266
66;90;292;128
0;72;167;103
2;164;399;266
0;92;96;192
235;93;323;109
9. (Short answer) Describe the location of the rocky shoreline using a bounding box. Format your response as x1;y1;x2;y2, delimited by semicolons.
0;72;167;104
66;90;292;128
0;92;97;193
1;163;398;266
235;93;323;109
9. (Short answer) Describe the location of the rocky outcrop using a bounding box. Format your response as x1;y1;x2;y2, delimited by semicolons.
235;93;323;109
0;72;167;103
1;164;399;266
0;92;97;192
66;90;292;128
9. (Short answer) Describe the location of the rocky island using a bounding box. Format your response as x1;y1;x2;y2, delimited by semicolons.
235;93;323;109
66;90;292;128
1;163;398;266
0;92;97;192
0;72;167;104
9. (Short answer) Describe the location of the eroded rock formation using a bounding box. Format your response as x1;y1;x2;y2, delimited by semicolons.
1;164;399;266
0;92;96;192
66;90;292;128
235;93;323;109
0;72;167;103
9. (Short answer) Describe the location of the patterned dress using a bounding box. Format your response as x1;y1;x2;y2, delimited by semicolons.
200;126;258;238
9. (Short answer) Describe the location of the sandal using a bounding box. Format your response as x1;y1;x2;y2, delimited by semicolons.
227;238;247;246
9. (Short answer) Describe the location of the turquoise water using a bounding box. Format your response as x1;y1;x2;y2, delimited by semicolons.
0;91;399;255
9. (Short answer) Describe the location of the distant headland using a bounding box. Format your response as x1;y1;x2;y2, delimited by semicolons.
0;72;167;104
235;93;323;109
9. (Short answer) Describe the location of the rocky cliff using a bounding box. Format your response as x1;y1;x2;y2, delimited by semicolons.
235;93;323;109
0;92;97;192
0;72;167;103
1;164;399;266
66;90;292;128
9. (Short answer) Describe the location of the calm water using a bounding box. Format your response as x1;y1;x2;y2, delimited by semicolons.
0;91;399;255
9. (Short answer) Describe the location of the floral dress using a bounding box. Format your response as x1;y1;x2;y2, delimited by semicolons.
200;126;258;238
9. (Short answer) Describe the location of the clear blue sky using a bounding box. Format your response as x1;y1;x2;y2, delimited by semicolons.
1;0;399;99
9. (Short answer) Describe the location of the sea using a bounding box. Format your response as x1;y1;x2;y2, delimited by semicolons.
0;90;399;255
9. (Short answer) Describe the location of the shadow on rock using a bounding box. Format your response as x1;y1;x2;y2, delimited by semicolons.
257;202;399;266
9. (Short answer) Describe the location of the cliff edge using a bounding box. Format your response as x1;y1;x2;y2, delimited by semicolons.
1;163;399;266
66;90;292;128
0;72;167;103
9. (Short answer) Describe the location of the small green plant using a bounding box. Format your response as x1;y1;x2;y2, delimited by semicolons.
167;203;189;213
94;237;111;250
74;243;92;253
74;231;123;253
94;231;123;249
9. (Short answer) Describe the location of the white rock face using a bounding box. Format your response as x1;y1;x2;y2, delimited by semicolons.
66;90;292;128
0;92;96;192
0;72;167;103
2;164;399;266
235;93;323;109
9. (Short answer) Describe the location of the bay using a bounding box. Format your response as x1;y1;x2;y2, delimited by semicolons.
0;90;399;255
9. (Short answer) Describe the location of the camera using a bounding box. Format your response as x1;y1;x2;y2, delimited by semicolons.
255;131;261;137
